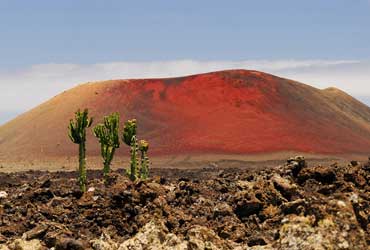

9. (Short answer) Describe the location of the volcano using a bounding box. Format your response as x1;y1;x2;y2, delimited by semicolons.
1;70;370;162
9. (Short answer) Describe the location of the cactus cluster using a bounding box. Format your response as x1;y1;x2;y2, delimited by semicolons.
123;119;150;181
68;109;150;191
93;112;120;182
68;109;93;192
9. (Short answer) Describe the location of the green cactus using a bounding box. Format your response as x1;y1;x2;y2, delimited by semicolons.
139;140;150;179
93;112;120;182
68;109;93;192
122;119;139;181
123;119;137;145
122;119;151;181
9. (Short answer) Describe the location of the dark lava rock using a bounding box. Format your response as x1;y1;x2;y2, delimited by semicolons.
298;165;336;184
286;156;307;177
271;174;299;201
31;189;54;202
280;199;306;215
24;223;49;240
0;163;369;248
213;202;234;218
344;172;366;187
55;238;84;250
234;194;263;219
0;234;6;243
248;236;268;247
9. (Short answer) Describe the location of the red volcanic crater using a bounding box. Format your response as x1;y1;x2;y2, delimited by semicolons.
1;69;370;160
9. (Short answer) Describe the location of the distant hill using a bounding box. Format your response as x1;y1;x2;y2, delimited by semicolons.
1;69;370;162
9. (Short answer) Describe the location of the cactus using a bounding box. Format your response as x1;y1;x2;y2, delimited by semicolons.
122;119;139;181
68;109;93;192
122;119;151;181
93;112;120;182
139;140;150;180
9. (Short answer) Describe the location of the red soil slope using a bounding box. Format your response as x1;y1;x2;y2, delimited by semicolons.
1;69;370;160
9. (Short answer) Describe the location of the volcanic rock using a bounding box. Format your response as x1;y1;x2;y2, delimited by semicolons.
297;165;336;184
0;160;369;248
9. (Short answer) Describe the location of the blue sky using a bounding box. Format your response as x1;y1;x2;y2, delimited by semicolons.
1;0;369;66
0;0;370;124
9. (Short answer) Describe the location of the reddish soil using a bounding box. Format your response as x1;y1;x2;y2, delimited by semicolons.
1;69;370;164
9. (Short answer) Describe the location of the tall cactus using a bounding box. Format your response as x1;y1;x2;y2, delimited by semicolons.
122;119;139;181
139;140;150;180
93;112;120;182
68;109;93;192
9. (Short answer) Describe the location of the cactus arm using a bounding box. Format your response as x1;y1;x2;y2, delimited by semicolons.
103;147;115;178
141;152;150;179
128;135;139;181
143;153;150;179
93;113;120;182
139;140;150;179
140;150;147;179
103;146;114;178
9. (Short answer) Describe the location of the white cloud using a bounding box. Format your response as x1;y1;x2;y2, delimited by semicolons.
0;59;369;115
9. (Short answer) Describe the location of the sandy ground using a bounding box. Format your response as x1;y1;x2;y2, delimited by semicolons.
0;151;365;172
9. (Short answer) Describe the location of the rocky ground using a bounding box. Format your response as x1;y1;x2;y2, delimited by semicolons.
0;157;369;249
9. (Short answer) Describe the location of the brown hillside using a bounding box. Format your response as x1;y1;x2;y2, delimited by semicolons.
1;69;370;162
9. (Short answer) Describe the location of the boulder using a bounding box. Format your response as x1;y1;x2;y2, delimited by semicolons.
8;239;44;250
23;223;49;240
117;220;247;250
280;199;306;215
286;156;306;177
213;202;234;218
55;238;84;250
117;220;185;250
276;198;368;249
297;166;336;184
187;225;239;249
234;192;263;219
271;174;299;201
0;191;8;199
